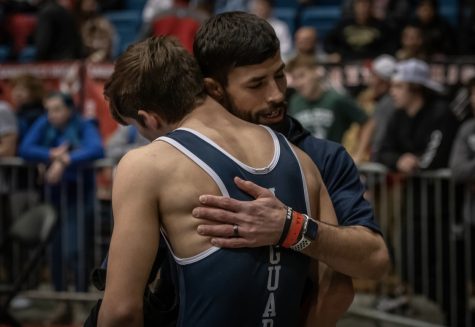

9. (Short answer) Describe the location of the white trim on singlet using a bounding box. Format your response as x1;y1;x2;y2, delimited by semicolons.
160;229;221;266
154;129;311;264
158;137;230;197
176;126;280;175
156;136;223;265
283;137;312;217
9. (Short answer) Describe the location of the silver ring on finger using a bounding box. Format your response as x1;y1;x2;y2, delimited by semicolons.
232;224;239;237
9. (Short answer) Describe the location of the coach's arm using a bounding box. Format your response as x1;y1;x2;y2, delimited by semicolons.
193;178;389;280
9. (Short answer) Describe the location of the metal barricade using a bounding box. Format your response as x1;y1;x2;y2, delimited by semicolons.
1;158;473;326
356;163;473;327
0;157;115;301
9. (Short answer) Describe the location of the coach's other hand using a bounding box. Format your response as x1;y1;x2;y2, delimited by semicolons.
194;177;286;248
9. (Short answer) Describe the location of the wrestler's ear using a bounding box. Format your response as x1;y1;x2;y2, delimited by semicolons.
137;109;163;131
204;77;225;101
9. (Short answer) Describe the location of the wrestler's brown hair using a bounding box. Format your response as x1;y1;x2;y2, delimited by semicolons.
104;36;205;125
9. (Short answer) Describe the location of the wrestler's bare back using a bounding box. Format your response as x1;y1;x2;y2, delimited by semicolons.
112;98;322;260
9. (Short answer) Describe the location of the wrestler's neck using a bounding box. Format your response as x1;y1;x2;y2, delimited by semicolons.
173;96;237;131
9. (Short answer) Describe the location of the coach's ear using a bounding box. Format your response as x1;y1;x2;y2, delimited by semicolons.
204;77;225;101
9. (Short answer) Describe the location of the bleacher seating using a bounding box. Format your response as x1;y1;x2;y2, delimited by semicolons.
123;0;147;11
5;14;37;58
104;10;143;57
17;46;37;63
0;46;10;62
274;0;340;8
273;7;297;38
439;4;458;27
273;0;298;8
0;0;466;63
300;6;341;39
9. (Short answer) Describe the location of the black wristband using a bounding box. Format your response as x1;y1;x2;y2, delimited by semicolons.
277;206;293;246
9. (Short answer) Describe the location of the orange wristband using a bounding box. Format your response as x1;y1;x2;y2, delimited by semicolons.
282;211;305;248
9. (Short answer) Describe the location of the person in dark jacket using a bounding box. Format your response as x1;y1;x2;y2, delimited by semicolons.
410;0;456;58
35;0;83;60
376;59;459;172
376;59;463;325
324;0;391;62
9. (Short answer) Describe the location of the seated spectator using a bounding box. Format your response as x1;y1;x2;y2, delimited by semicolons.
287;55;370;154
410;0;456;59
10;74;46;142
344;54;397;163
249;0;292;58
74;0;116;62
285;26;328;63
459;3;475;55
105;125;148;162
395;23;427;61
35;0;83;61
324;0;391;62
81;17;116;62
342;0;410;34
0;99;17;157
19;92;103;297
366;55;398;160
376;59;463;325
376;59;459;172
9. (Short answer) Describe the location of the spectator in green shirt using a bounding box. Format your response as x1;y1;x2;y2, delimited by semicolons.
287;55;372;163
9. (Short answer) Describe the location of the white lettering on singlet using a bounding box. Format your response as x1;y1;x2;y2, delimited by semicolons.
262;319;274;327
262;293;276;317
268;187;276;195
262;246;281;326
267;266;281;291
269;245;281;264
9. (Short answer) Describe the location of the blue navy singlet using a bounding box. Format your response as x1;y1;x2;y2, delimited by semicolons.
158;126;312;327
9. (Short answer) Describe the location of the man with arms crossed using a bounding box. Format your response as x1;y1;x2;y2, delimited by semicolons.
99;36;341;326
191;11;389;294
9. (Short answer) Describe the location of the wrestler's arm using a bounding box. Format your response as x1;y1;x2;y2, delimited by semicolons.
296;149;354;326
98;150;160;327
305;262;354;327
194;148;389;280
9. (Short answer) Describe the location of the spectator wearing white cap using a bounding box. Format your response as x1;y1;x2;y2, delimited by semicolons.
376;59;463;326
368;55;398;160
343;54;397;163
376;58;458;172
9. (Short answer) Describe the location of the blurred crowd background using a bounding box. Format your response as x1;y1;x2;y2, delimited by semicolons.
0;0;475;326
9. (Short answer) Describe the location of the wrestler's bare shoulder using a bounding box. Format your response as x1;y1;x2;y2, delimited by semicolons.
115;140;182;179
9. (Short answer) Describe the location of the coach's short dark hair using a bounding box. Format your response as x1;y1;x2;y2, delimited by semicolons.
104;36;205;125
193;11;280;86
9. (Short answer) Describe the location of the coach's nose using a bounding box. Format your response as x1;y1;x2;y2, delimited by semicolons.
267;77;286;105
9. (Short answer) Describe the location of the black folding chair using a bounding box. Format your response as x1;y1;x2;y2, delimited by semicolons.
0;204;57;327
